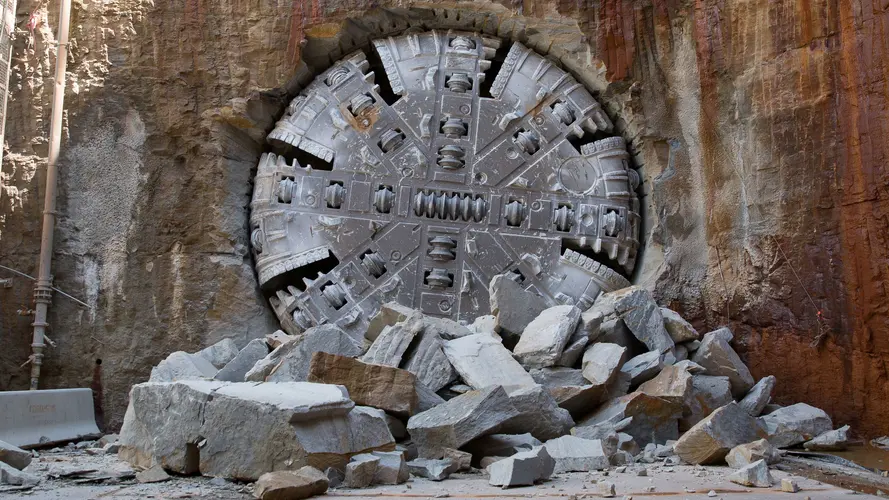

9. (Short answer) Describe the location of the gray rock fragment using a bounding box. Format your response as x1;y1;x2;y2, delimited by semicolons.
149;351;218;382
576;393;681;448
406;458;456;481
344;454;379;488
254;467;328;499
406;386;521;457
247;324;364;382
581;343;627;386
366;302;416;341
804;424;851;451
325;467;344;488
442;334;535;390
496;385;574;441
530;367;607;417
597;480;617;497
760;403;833;448
469;315;497;336
728;459;773;487
513;305;581;369
400;328;457;392
196;338;240;369
738;376;776;417
620;351;663;386
487;446;555;488
215;339;269;382
673;402;768;464
0;440;32;470
725;439;782;468
543;435;609;472
371;450;409;485
660;308;700;343
463;433;542;458
680;375;733;431
0;461;39;486
604;287;675;354
690;329;754;398
489;274;548;344
136;464;170;483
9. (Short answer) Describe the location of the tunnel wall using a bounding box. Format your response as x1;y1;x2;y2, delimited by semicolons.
0;0;886;436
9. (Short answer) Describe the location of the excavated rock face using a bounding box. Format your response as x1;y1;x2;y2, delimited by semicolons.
0;2;887;437
251;32;638;336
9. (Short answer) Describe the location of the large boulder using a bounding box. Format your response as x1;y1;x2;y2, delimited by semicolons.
543;436;609;472
215;339;269;382
149;351;218;382
246;325;364;382
660;308;700;343
195;338;240;370
581;343;627;386
487;446;554;488
307;352;419;417
673;402;768;465
496;385;574;441
576;393;682;448
738;376;776;417
442;334;535;390
489;274;548;344
513;305;581;369
680;375;733;431
406;386;521;457
760;403;833;448
690;329;754;398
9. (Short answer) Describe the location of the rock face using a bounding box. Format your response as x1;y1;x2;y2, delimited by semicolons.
406;386;521;456
442;334;536;390
543;436;609;472
489;275;549;343
253;467;328;500
760;403;834;448
487;446;555;488
513;305;581;369
307;352;419;417
246;325;364;383
673;402;767;464
690;330;754;399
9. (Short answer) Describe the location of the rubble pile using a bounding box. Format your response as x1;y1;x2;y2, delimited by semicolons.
115;278;854;499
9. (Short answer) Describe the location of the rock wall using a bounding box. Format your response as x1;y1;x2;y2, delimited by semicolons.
0;0;886;436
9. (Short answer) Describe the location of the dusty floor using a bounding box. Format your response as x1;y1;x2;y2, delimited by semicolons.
0;448;881;499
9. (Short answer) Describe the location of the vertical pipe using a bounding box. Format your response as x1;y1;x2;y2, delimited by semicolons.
30;0;72;390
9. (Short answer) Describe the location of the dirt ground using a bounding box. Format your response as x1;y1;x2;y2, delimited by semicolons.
0;447;882;500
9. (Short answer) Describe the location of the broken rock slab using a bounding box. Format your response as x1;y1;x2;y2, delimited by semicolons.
406;458;456;481
253;466;328;500
442;334;535;390
530;367;606;418
496;385;575;441
728;459;773;488
738;376;776;417
344;454;379;488
605;287;675;354
0;440;32;470
581;343;627;386
804;424;851;451
406;386;521;457
487;446;555;488
370;450;409;485
620;351;663;387
543;435;609;472
149;351;218;382
0;461;39;486
660;308;700;343
366;302;417;342
399;327;458;392
215;339;269;382
638;364;693;407
673;402;768;465
760;403;833;448
576;393;682;448
307;352;419;417
247;324;364;383
489;274;548;344
136;464;171;483
680;375;733;431
196;338;240;370
513;305;581;369
725;439;782;468
690;329;754;398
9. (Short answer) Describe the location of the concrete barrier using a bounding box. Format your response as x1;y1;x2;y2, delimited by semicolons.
0;388;101;448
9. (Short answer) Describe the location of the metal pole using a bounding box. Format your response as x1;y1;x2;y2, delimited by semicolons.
30;0;72;390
